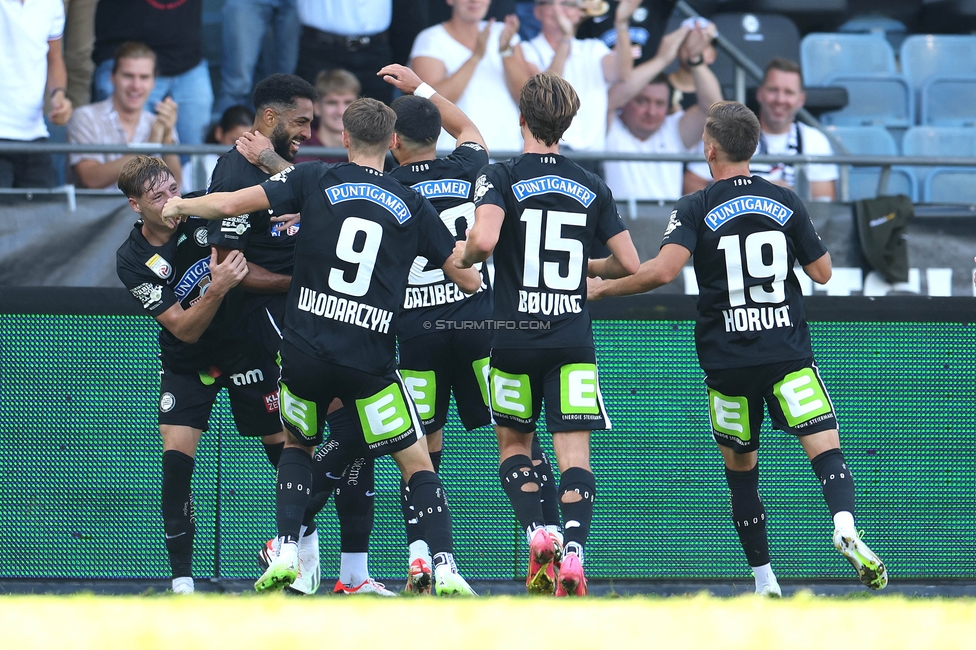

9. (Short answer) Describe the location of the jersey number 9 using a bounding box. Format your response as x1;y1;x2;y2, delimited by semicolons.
329;217;383;297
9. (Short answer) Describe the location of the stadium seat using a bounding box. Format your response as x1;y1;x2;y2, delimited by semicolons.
923;167;976;203
920;76;976;126
709;13;801;90
899;34;976;91
716;0;848;34
819;74;913;128
826;125;917;201
800;33;897;87
838;15;909;50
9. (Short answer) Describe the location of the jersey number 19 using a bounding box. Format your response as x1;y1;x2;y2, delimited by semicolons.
717;231;788;307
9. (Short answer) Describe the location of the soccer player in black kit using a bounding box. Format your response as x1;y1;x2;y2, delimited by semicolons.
588;100;888;594
208;74;390;596
116;156;268;594
454;72;640;596
163;98;483;596
380;63;565;593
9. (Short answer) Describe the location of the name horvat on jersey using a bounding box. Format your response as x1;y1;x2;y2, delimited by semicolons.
326;183;412;223
512;175;596;207
722;305;793;332
705;196;793;231
518;290;582;315
297;287;393;333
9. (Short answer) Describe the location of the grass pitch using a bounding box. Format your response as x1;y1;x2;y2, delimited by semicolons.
3;592;974;649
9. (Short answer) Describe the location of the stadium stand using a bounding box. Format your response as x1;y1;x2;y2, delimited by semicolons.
819;73;914;128
799;32;897;86
920;76;976;126
902;126;976;202
825;125;916;201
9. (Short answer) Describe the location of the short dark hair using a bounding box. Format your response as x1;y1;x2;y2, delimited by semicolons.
343;98;396;156
206;104;255;144
762;57;803;85
252;74;316;113
391;95;442;148
704;101;760;162
112;42;156;76
519;72;579;147
118;155;174;198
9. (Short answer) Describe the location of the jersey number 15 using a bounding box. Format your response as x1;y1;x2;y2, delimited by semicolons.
521;208;585;291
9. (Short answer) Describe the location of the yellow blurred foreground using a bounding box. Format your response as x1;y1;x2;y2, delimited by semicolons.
3;592;974;649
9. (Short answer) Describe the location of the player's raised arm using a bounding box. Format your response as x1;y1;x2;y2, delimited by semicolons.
588;243;690;300
163;185;270;223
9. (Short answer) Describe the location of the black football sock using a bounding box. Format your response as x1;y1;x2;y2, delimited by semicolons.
725;465;771;567
335;456;375;553
499;454;545;534
558;467;596;562
408;470;453;562
531;436;560;529
275;447;312;542
811;448;856;517
161;450;195;578
400;479;424;546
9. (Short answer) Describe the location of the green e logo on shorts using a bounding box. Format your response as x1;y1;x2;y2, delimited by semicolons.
400;370;436;419
489;368;531;417
280;382;318;440
708;388;750;442
356;383;413;444
472;357;490;407
560;363;600;415
774;368;832;427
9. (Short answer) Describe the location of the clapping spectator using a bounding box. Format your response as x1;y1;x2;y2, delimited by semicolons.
0;0;72;188
409;0;528;155
215;0;300;115
521;0;639;158
602;22;721;201
92;0;212;146
68;42;182;189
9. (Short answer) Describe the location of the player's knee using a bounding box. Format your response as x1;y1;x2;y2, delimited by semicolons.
558;467;596;505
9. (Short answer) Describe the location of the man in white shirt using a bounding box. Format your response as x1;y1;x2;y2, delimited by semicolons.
603;23;721;201
752;57;838;201
521;0;639;154
0;0;73;188
409;0;527;155
68;41;181;189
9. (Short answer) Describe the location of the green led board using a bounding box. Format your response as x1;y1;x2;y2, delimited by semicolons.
0;314;973;581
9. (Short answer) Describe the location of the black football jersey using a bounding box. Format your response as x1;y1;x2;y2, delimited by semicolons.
207;147;298;275
261;161;457;374
474;153;627;348
662;175;828;370
117;218;233;372
390;142;492;340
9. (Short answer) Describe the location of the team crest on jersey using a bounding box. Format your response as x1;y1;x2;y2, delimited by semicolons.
221;215;250;236
663;210;681;236
194;227;208;246
704;195;793;232
512;175;596;207
269;166;294;183
474;174;493;201
130;282;164;310
160;392;175;413
145;253;173;279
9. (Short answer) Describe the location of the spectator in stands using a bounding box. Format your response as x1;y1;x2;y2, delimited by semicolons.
603;23;721;202
521;0;640;157
295;0;394;103
409;0;528;155
215;0;300;115
752;57;838;201
294;69;360;164
63;0;98;108
577;0;677;64
182;104;255;193
92;0;212;146
68;42;182;190
0;0;72;189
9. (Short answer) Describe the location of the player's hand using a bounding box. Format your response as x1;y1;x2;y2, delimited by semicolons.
473;18;495;60
161;196;184;228
655;25;691;65
47;90;72;126
236;130;275;167
587;257;605;278
586;276;605;300
272;212;301;232
615;0;641;25
553;1;576;39
153;97;179;135
453;240;472;269
377;64;423;95
208;247;248;295
500;14;520;50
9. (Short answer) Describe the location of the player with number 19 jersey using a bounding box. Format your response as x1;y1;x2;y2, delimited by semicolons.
663;175;827;370
261;162;458;377
474;154;626;349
